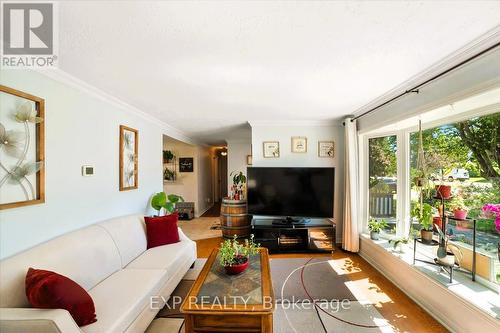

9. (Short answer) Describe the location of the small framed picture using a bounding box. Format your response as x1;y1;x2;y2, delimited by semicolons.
119;125;138;191
291;136;307;153
318;141;335;158
179;157;194;172
263;141;280;158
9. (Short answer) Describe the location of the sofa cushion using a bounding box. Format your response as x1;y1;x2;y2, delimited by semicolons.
0;226;122;308
97;215;147;267
144;214;180;249
82;269;168;333
26;268;97;326
126;238;196;273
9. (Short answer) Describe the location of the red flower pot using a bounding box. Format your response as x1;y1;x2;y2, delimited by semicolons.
435;185;452;199
224;256;249;275
433;216;442;231
454;209;468;220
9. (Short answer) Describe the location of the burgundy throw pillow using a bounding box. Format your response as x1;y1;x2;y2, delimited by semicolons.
25;268;97;326
145;213;180;249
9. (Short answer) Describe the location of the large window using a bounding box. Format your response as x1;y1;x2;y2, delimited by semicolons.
368;135;397;234
409;113;499;286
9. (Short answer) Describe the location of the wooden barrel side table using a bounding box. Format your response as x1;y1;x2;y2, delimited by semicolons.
220;198;250;238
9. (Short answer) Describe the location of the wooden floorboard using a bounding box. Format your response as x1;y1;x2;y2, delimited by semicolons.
194;237;449;333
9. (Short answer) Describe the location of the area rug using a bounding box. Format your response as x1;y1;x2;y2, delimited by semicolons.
177;217;222;240
149;257;395;332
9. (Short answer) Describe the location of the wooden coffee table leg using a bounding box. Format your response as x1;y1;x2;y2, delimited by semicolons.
261;314;273;333
184;314;194;333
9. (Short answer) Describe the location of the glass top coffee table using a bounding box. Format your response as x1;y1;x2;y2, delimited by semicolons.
181;248;274;332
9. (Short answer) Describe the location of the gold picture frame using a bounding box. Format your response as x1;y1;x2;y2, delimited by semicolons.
291;136;307;153
318;141;335;158
0;85;45;210
263;141;279;158
119;125;138;191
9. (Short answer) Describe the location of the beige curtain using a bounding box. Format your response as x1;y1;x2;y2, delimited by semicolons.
342;117;359;252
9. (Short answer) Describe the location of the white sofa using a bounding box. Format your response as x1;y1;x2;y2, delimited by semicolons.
0;214;197;333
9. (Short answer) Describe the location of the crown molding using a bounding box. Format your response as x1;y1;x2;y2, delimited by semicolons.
248;119;342;127
353;24;500;117
34;67;198;145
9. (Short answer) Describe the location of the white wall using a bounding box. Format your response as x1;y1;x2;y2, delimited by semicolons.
0;69;165;259
227;140;251;195
196;146;213;215
250;121;344;242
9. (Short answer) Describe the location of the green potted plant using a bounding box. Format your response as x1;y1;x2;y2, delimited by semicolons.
450;196;468;222
368;219;388;240
163;150;174;163
219;234;260;275
435;224;463;267
163;168;176;181
412;203;434;244
151;192;184;216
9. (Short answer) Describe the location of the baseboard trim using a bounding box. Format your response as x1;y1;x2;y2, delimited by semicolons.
196;204;214;218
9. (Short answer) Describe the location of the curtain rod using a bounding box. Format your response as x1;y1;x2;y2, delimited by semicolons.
351;41;500;122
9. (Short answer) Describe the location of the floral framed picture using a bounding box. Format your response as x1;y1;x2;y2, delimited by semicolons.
0;85;45;210
263;141;280;158
291;136;307;153
318;141;335;157
119;125;138;191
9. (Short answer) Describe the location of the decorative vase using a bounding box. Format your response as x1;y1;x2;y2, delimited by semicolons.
435;185;451;199
453;209;467;220
224;256;249;275
421;230;433;244
370;231;380;240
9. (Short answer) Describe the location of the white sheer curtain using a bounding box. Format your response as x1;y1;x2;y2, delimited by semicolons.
342;117;359;252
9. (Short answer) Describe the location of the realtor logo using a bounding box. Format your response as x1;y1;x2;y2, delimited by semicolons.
1;2;58;68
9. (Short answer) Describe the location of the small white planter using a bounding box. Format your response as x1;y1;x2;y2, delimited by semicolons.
370;231;380;240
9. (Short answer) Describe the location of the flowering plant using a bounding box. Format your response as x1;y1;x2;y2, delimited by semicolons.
481;204;500;231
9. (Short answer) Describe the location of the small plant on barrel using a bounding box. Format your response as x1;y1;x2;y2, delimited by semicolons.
230;170;246;200
219;234;260;275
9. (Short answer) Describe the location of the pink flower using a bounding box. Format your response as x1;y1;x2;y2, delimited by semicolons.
482;204;500;232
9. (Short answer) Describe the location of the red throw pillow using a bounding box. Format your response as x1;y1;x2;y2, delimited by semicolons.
25;268;97;326
145;213;180;249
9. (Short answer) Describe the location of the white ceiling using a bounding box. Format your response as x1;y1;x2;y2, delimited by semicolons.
58;1;500;144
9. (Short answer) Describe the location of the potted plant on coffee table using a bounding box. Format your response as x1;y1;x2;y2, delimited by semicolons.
368;219;388;240
412;202;434;244
219;234;259;275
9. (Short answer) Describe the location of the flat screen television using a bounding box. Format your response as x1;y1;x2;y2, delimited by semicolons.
247;167;334;218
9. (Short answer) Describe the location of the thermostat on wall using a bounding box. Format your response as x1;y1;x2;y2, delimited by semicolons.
82;165;94;176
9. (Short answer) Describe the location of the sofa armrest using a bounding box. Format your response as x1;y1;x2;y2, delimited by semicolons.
0;308;82;333
178;227;192;242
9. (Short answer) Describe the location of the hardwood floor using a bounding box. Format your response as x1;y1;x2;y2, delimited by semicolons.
194;237;448;333
200;202;221;217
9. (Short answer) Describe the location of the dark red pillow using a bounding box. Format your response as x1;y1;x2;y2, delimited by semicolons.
145;213;180;249
25;268;97;326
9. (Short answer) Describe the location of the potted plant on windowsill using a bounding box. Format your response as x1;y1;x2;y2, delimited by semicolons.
368;219;387;240
219;235;259;275
435;224;463;267
412;203;434;244
450;196;468;223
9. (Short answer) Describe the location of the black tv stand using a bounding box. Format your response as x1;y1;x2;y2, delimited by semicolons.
252;217;335;253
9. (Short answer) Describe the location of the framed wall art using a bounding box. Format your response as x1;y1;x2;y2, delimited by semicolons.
263;141;279;158
179;157;194;172
318;141;335;158
119;125;138;191
291;136;307;153
0;85;45;210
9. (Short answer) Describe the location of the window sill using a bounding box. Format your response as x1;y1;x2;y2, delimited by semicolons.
360;233;500;322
